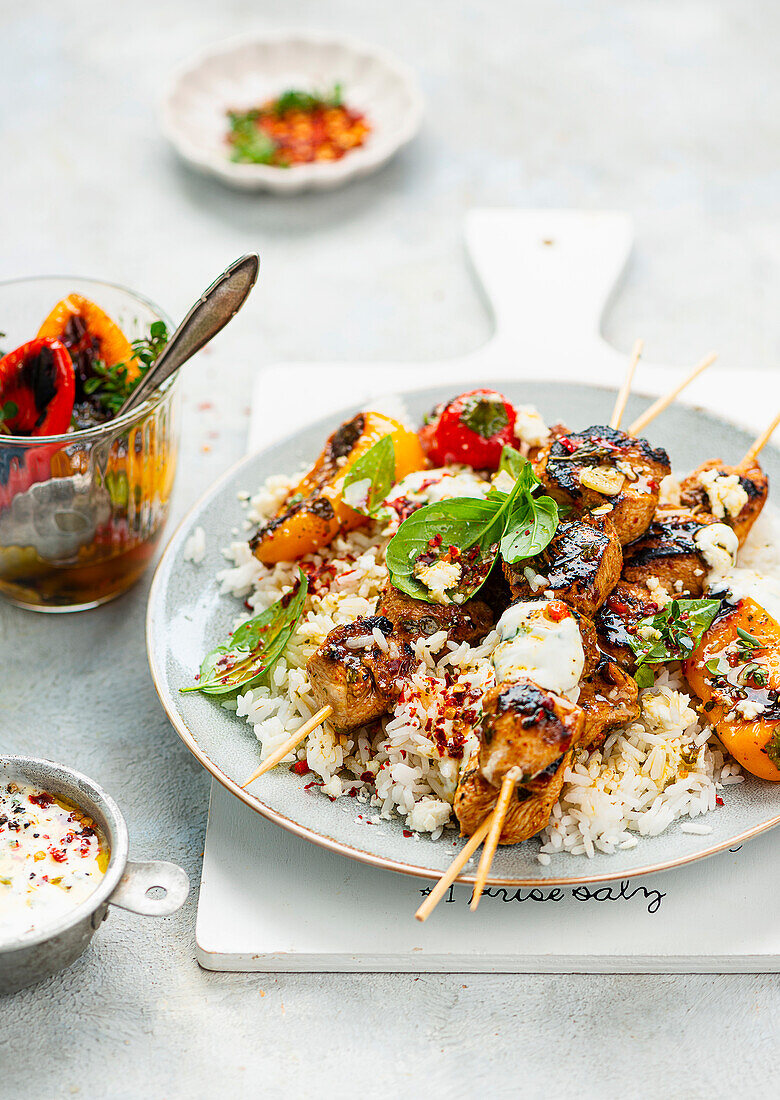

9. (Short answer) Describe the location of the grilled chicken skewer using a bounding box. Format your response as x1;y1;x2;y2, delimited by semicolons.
242;585;495;788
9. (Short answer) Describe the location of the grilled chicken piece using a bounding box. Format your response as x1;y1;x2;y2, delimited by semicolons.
455;748;572;843
595;581;660;670
621;510;714;598
307;586;494;732
534;425;671;545
578;658;640;749
502;514;622;617
377;585;493;644
476;678;585;789
306;615;409;731
678;459;768;546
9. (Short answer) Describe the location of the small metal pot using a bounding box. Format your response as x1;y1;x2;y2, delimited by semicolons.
0;756;189;994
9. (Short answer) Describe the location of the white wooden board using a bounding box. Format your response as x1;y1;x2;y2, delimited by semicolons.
197;781;780;972
197;209;780;972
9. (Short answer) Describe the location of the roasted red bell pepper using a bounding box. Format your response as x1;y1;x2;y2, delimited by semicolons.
0;338;75;436
418;388;519;471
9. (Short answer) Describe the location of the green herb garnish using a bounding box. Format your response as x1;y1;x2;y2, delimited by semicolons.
386;446;558;604
227;110;278;164
83;320;169;415
460;395;510;439
629;598;721;689
0;400;18;436
183;569;308;695
342;435;396;516
766;730;780;770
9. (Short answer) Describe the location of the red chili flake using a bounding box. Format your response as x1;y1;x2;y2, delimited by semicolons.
647;478;659;491
49;848;67;863
291;760;309;775
546;600;570;622
360;771;374;782
428;533;443;549
348;788;357;798
558;437;577;453
303;780;322;791
716;797;724;806
29;792;53;809
448;545;461;559
402;829;413;838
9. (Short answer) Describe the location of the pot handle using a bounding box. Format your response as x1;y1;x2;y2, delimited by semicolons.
108;860;190;916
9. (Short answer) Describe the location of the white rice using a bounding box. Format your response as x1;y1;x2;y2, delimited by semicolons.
183;525;206;564
217;468;778;855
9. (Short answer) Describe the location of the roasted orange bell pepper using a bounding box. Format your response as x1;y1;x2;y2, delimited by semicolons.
38;293;138;383
684;596;780;781
252;412;426;563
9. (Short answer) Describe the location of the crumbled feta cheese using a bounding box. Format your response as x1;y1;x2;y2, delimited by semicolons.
699;469;749;519
416;559;462;604
342;477;371;511
637;623;663;642
646;576;673;608
658;474;682;508
514;405;550;447
735;698;765;720
407;798;452;834
694;522;739;580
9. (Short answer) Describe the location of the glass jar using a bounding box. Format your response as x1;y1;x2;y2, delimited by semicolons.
0;276;180;611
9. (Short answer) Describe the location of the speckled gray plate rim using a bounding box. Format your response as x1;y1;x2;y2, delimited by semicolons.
146;382;780;886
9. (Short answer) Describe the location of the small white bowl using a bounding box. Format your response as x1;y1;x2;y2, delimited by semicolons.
162;32;424;193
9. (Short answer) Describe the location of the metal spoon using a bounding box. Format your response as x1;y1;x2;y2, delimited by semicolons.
116;252;260;417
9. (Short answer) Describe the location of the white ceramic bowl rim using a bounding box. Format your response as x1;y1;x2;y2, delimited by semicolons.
161;30;424;191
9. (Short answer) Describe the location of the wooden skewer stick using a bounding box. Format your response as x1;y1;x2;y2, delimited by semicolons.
414;815;492;923
739;411;780;472
609;338;644;429
469;766;521;911
240;704;332;789
627;352;717;436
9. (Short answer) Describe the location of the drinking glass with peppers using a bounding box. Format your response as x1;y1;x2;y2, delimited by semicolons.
0;277;179;611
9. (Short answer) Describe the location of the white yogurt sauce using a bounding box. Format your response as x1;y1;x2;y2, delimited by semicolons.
0;783;109;943
493;600;584;700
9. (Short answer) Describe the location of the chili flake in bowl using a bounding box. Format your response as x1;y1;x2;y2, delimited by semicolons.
227;86;370;167
162;34;423;193
0;781;109;944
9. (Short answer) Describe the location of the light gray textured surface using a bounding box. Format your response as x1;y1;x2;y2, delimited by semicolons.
1;1;779;1097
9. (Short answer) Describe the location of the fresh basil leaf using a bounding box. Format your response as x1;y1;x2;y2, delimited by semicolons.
386;497;506;602
500;495;558;563
628;597;720;685
634;665;655;690
183;570;308;695
460;395;509;439
342;434;396;516
498;444;527;480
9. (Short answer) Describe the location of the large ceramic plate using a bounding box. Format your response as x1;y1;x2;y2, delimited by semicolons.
147;382;780;885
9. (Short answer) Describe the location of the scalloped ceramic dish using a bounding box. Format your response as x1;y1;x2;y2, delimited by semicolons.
147;381;780;886
162;33;423;193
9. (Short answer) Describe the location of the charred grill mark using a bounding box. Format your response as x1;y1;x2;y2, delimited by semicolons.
327;414;365;461
19;345;58;428
622;517;704;569
486;681;572;748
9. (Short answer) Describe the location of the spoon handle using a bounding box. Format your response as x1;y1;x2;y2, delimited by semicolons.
117;253;260;417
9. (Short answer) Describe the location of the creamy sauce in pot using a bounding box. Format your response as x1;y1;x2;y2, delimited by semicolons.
0;783;109;942
493;600;584;700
